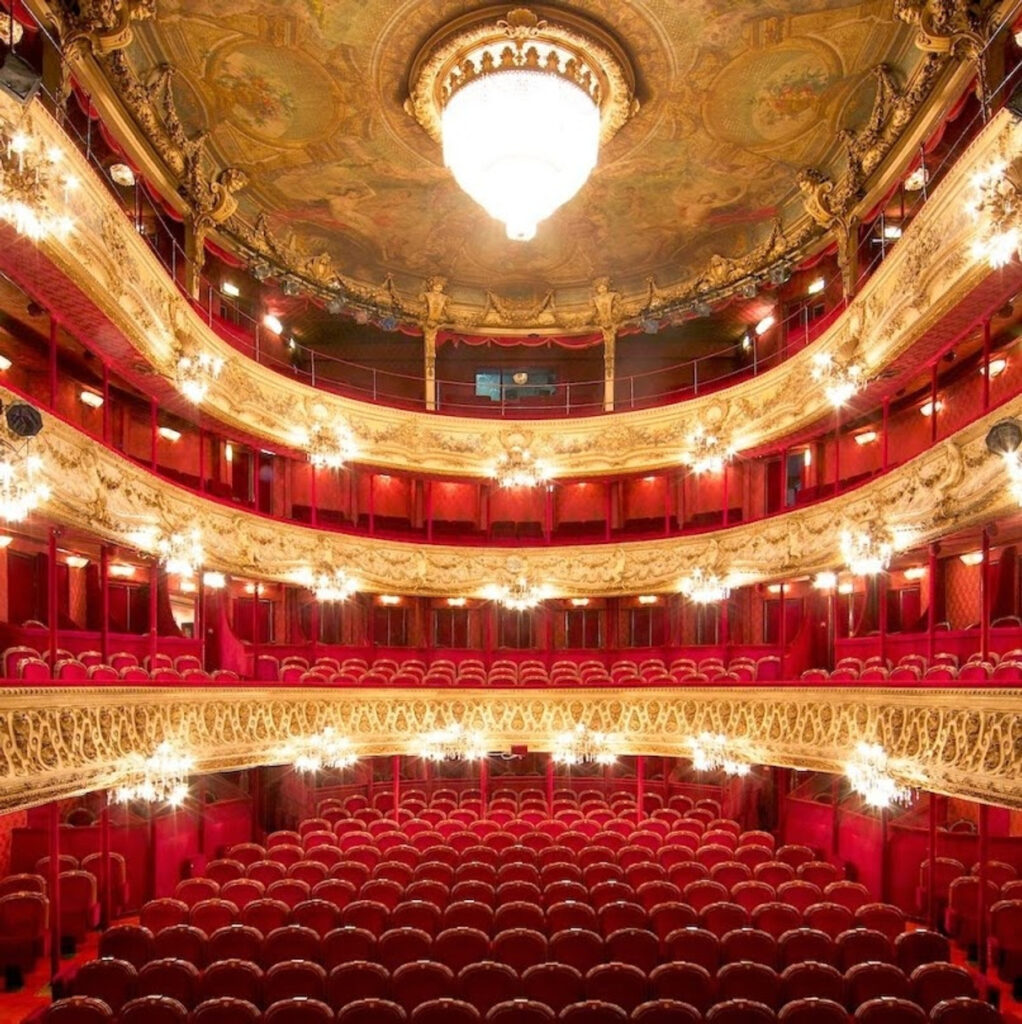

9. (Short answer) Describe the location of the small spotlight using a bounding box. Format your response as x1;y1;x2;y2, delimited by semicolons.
920;400;943;417
379;595;401;606
838;582;854;595
65;555;88;569
959;551;984;566
986;418;1022;455
638;595;658;605
755;315;776;336
447;597;466;607
79;390;103;409
740;280;758;299
0;536;12;548
741;333;752;352
281;278;301;297
882;223;903;240
158;426;182;442
981;358;1007;378
570;598;590;607
263;314;284;335
326;296;344;315
769;264;790;285
109;163;136;187
854;430;878;446
904;167;929;191
813;572;837;590
221;281;240;298
203;571;226;588
903;566;926;580
5;403;42;438
224;443;234;463
807;277;826;295
0;354;11;371
252;262;271;281
109;564;136;578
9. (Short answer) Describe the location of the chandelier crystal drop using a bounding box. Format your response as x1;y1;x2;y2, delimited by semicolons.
811;352;864;407
155;528;204;578
491;445;549;488
418;723;488;762
682;425;735;475
0;120;77;242
966;159;1021;270
0;452;48;522
283;728;357;773
846;742;912;809
841;528;893;576
679;569;731;604
114;741;195;807
690;732;751;777
408;7;636;242
552;722;617;766
176;351;224;404
488;575;548;611
312;568;358;603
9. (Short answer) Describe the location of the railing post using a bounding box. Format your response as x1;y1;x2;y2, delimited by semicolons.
310;350;317;388
693;360;699;396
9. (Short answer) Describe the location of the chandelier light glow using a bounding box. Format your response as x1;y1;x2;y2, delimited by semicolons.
155;528;204;578
552;722;617;766
841;528;893;576
312;569;358;602
682;425;734;475
283;728;357;773
176;351;224;404
0;119;77;242
0;451;47;522
690;732;751;777
966;159;1021;269
114;741;195;807
680;569;731;604
408;6;636;241
846;742;912;809
486;575;549;610
811;352;864;407
299;419;359;470
490;445;550;488
418;723;488;762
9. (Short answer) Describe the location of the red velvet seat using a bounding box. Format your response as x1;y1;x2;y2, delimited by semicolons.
341;898;390;934
431;925;490;971
443;899;495;934
550;927;606;973
492;926;548;972
262;997;335;1024
118;994;189;1024
262;924;321;966
836;929;895;970
321;924;376;967
805;903;855;940
598;901;647;936
701;900;749;938
649;902;698;941
331;862;371;889
377;925;433;969
929;998;1003;1024
0;891;49;972
336;998;408;1023
291;898;340;938
177;878;222;907
154;924;209;967
0;872;46;898
136;957;201;1008
138;901;188;937
778;848;818;872
327;960;389;1004
241;897;290;936
854;903;905;943
585;962;647;1013
312;879;357;911
710;862;752;891
486;998;556;1022
521;962;585;1013
630;1000;701;1023
601;927;657;973
206;925;261;964
264;958;328;1003
853;997;928;1023
909;962;976;1012
80;852;129;918
191;997;262;1024
752;902;802;940
44;997;114;1023
717;961;780;1009
776;881;822;914
392;960;457;1012
207;859;246;887
220;880;266;910
719;926;777;968
411;997;481;1023
558;1000;629;1022
200;958;264;1002
269;847;308;871
227;843;266;868
779;961;845;1005
664;927;720;972
72;957;138;1013
705;999;776;1023
777;926;835;967
825;882;871;914
845;962;910;1008
98;923;155;969
778;997;851;1024
495;900;545;933
755;862;796;889
267;879;313;910
545;881;590;907
59;870;100;942
191;898;239;936
891;929;948;975
989;898;1022;982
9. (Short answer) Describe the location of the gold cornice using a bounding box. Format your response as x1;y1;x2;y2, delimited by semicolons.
23;379;1022;596
5;93;1019;478
0;685;1018;813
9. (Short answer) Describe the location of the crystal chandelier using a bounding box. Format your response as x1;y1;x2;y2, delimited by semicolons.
114;741;195;807
283;728;357;773
0;119;77;242
966;159;1021;269
846;742;911;809
155;528;204;578
682;425;734;475
176;351;224;404
552;723;617;766
811;352;864;407
418;723;488;762
487;575;548;610
299;419;358;470
312;568;358;602
680;569;731;604
841;528;892;576
408;6;636;241
491;445;549;488
690;732;751;777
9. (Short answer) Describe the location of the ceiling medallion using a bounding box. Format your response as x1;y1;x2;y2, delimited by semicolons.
407;5;637;241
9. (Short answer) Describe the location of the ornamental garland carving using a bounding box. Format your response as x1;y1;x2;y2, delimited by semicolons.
1;93;1018;480
37;0;1004;327
21;380;1022;597
0;685;1018;813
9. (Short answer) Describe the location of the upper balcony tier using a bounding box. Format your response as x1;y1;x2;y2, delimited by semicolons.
1;83;1021;480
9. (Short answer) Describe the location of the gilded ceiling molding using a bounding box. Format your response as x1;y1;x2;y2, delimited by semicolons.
4;93;1020;478
31;0;1009;327
0;684;1017;813
23;379;1022;596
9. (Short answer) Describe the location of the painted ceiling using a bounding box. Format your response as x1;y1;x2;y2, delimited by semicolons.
124;0;923;302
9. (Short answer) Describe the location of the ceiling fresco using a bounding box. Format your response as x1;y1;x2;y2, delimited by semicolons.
123;0;923;301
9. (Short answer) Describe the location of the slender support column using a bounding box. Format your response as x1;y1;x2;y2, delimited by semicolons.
603;329;616;412
392;755;401;817
927;793;938;929
635;755;645;824
930;363;939;445
664;472;673;538
424;328;437;412
198;571;207;670
778;582;787;660
310;596;320;650
722;463;729;527
982;318;991;413
927;543;939;662
479;756;489;813
310;465;318;528
252;582;260;673
99;546;110;661
662;757;671;800
878;571;888;665
198;429;206;494
720;598;730;658
834;407;842;494
881;399;889;472
978;803;990;972
47;528;58;669
980;528;991;662
49;802;61;981
249;768;262;843
48;315;58;409
147;805;157;902
544;485;553;544
150;398;158;471
831;777;841;860
99;792;110;930
196;777;207;857
425;480;433;543
546;756;555;814
101;362;111;446
880;806;890;903
148;562;158;665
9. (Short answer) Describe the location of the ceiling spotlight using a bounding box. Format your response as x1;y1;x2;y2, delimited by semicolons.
882;223;903;240
281;278;301;297
768;264;791;285
854;430;878;445
79;390;103;409
807;277;826;296
904;166;929;192
326;296;344;315
0;354;11;371
692;300;712;318
221;281;240;298
920;399;943;416
109;163;136;187
263;314;284;335
981;358;1008;377
755;315;776;336
65;555;88;569
251;262;271;281
740;280;758;299
959;551;984;566
158;426;182;442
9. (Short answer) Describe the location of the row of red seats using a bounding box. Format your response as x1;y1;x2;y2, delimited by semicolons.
39;992;1004;1024
3;645;237;683
61;949;980;1015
